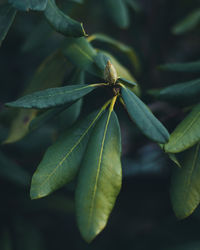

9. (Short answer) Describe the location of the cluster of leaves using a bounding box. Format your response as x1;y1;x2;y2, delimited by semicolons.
155;7;200;220
1;0;200;246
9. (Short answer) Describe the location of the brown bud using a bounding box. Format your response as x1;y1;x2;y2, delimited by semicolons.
104;60;118;84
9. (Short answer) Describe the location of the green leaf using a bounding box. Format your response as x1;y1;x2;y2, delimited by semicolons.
170;143;200;219
4;50;68;143
158;78;200;106
165;104;200;153
0;3;17;45
121;86;169;143
29;103;72;131
62;37;102;77
30;70;85;131
6;84;98;109
118;77;137;87
8;0;47;11
75;108;122;242
104;0;129;28
158;60;200;73
30;108;105;199
172;9;200;35
89;33;140;74
44;0;86;37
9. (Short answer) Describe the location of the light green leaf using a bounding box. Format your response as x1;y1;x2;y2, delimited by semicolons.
4;50;68;143
88;33;140;74
6;84;99;109
104;0;129;28
170;143;200;219
172;9;200;35
158;78;200;106
121;86;169;143
0;3;17;45
75;107;122;242
30;108;105;199
62;37;102;77
44;0;86;37
159;60;200;73
165;104;200;153
8;0;47;11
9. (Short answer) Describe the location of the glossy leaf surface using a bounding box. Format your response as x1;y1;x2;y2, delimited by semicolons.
44;0;85;37
171;143;200;219
165;104;200;153
76;109;122;242
0;3;17;45
30;109;105;199
8;0;47;11
6;84;97;109
122;86;169;143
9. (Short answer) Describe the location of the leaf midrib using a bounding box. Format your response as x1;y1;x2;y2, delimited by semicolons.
32;108;104;196
87;110;112;232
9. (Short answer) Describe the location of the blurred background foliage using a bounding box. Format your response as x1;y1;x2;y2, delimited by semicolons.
0;0;200;249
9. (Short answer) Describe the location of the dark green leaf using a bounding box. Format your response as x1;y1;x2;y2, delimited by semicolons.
30;109;105;199
62;37;102;77
171;143;200;219
159;60;200;72
76;109;122;242
29;103;72;131
104;0;129;28
30;70;85;131
44;0;86;37
158;78;200;106
6;84;99;109
118;77;137;87
165;104;200;153
8;0;47;11
4;50;68;143
0;3;17;45
172;9;200;35
121;86;169;143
